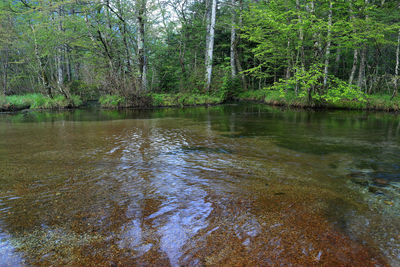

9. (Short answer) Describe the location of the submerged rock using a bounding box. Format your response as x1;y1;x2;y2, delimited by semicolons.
351;177;370;187
373;178;389;186
368;186;385;196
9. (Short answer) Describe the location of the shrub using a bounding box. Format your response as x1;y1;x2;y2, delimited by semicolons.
99;95;126;108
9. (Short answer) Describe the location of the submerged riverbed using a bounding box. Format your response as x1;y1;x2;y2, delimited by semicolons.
0;104;399;266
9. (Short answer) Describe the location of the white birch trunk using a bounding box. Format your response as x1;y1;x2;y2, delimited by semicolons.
395;29;400;88
205;0;217;91
137;0;147;92
392;29;400;99
57;9;63;89
230;0;237;78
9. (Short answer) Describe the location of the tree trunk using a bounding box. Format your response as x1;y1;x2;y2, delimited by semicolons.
296;0;305;71
357;45;367;89
2;48;8;95
391;29;400;99
285;40;291;80
348;1;358;85
349;49;358;85
116;0;132;74
310;0;320;59
323;0;333;87
235;0;247;90
205;0;217;91
334;47;341;76
230;0;237;78
30;24;52;97
357;0;369;91
137;0;147;92
56;51;63;89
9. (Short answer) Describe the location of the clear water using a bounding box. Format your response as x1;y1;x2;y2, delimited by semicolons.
0;104;399;266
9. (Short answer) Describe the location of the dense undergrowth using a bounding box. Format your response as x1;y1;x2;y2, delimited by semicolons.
2;89;400;112
99;93;224;108
237;89;400;111
0;94;82;111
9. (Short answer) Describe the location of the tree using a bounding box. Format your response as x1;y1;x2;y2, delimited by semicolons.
205;0;217;91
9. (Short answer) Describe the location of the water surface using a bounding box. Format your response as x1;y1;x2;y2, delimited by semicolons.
0;104;399;266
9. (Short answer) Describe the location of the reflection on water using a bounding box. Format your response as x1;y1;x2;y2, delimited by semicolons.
0;104;399;266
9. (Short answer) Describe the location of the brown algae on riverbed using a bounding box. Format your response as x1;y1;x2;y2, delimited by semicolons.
0;105;399;266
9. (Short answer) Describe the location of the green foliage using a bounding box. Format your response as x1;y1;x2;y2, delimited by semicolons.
69;81;99;101
237;89;268;101
271;64;366;105
2;94;82;110
99;95;126;108
237;89;400;111
150;93;223;107
220;74;242;99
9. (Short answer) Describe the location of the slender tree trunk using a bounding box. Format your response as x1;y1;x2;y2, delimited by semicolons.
235;0;247;90
357;0;369;90
296;0;305;71
30;24;52;97
56;7;64;91
334;47;341;76
296;0;307;99
357;45;367;89
230;0;237;78
235;55;247;90
2;48;8;95
349;1;358;85
310;0;320;59
117;0;132;74
56;51;63;88
205;0;217;91
65;48;72;82
179;40;186;76
285;40;291;79
150;65;155;91
205;0;211;60
391;29;400;99
349;49;358;84
323;0;333;87
137;0;147;92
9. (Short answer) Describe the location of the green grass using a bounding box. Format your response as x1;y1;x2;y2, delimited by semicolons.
150;93;224;107
96;93;224;109
0;94;82;111
99;95;127;108
237;89;307;106
237;89;400;111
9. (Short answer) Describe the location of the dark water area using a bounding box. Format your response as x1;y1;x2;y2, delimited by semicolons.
0;104;399;266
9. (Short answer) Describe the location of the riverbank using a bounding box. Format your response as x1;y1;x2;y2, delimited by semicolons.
2;90;400;112
0;94;82;112
237;90;400;112
99;93;224;108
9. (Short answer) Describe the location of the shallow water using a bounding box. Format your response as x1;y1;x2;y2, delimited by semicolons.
0;104;399;266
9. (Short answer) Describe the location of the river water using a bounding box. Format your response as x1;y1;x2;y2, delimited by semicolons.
0;104;399;266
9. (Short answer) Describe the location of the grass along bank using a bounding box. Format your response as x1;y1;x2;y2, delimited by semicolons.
237;90;400;111
3;90;400;112
0;94;82;111
99;93;224;108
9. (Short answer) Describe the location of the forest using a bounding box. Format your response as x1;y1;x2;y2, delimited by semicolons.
0;0;400;110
